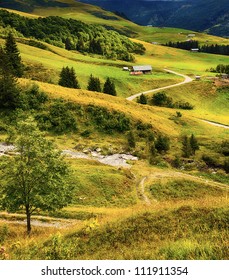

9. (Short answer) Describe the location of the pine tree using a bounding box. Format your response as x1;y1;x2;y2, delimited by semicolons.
59;66;80;89
0;72;20;109
149;142;157;164
190;134;199;155
69;67;80;89
59;66;68;87
182;135;192;158
87;74;101;92
0;46;20;109
4;32;24;77
103;77;116;96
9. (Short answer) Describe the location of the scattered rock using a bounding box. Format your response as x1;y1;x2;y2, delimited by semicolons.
62;149;138;167
0;143;15;156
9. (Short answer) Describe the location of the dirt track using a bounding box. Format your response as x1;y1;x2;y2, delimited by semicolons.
126;69;193;101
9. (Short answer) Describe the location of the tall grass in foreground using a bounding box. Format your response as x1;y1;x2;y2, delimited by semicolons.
1;202;228;260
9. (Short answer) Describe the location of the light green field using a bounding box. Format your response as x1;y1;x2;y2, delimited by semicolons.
138;26;229;45
154;81;229;125
133;39;229;75
1;34;228;100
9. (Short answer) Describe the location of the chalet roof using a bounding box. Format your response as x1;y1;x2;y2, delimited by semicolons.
133;65;152;71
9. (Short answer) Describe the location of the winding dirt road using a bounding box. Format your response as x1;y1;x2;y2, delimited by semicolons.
200;119;229;129
137;170;229;205
126;69;229;129
126;69;193;101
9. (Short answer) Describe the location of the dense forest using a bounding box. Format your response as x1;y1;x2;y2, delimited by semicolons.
165;40;229;56
0;9;145;61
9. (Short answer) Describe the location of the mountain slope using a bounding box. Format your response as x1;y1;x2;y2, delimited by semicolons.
79;0;229;37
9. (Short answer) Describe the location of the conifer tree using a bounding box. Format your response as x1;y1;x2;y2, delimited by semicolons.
87;74;101;92
4;32;24;77
69;67;80;89
59;66;80;89
0;46;20;109
59;66;68;87
182;135;192;158
103;77;116;96
190;134;199;155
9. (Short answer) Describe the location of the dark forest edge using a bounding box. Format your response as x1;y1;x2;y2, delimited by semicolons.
164;40;229;56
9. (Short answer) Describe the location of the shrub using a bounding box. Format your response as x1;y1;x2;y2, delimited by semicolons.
24;84;48;110
202;155;219;168
223;159;229;173
151;92;173;107
155;135;170;153
86;105;130;133
36;99;77;133
137;94;147;104
174;101;194;110
80;129;91;138
127;131;136;148
220;141;229;156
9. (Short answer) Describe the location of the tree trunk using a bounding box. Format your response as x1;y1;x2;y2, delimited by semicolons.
26;206;31;235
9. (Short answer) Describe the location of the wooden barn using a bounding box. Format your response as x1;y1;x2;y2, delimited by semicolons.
131;65;152;75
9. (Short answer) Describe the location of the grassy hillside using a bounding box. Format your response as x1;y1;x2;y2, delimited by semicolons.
0;4;228;261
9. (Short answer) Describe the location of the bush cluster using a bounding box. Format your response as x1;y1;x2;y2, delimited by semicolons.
138;92;194;110
86;105;130;133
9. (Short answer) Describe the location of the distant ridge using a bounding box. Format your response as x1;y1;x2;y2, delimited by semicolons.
79;0;229;37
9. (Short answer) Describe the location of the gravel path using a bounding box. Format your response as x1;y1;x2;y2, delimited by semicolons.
126;69;193;101
200;119;229;129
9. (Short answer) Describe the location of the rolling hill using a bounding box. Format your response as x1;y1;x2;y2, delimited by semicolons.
0;2;228;262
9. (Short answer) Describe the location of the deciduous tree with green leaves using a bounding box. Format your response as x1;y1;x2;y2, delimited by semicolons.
0;118;73;235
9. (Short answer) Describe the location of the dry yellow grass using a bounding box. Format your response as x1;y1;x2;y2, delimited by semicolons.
20;78;184;136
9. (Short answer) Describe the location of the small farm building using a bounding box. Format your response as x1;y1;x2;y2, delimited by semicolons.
132;65;152;74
